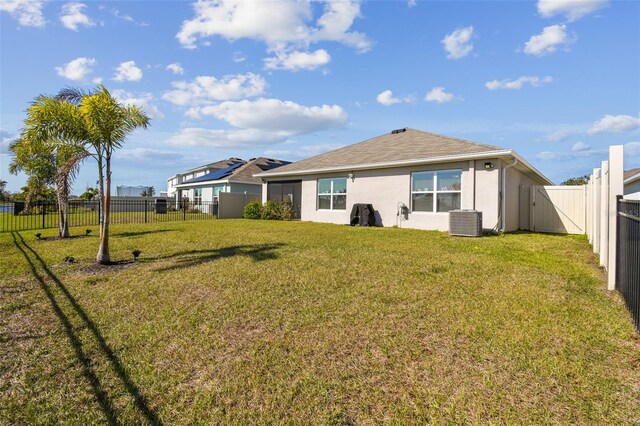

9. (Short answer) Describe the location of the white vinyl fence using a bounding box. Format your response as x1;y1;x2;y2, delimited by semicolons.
585;145;624;290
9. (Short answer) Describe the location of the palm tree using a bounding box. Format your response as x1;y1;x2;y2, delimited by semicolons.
10;131;88;237
23;86;150;263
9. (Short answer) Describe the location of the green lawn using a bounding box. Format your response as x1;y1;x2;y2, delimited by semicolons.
1;220;639;424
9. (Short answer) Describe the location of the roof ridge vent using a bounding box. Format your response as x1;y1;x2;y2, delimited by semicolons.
391;128;407;134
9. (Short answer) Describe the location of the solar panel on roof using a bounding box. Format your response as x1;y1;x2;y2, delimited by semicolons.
180;161;244;184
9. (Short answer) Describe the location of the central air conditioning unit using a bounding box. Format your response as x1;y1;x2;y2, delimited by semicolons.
449;210;483;237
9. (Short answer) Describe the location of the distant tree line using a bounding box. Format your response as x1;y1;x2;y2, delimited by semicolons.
561;174;590;186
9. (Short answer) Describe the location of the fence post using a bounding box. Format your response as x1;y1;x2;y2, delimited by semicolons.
608;145;624;290
183;201;186;221
42;201;46;229
615;195;622;289
599;160;609;267
145;199;148;223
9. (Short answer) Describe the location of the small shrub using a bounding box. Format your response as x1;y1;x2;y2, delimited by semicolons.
276;202;292;220
243;200;292;221
260;200;280;220
243;201;262;219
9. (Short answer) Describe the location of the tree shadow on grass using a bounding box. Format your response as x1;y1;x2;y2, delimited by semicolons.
113;229;178;238
153;243;285;272
12;232;162;425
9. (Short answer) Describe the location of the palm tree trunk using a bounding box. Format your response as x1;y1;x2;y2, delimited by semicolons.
56;189;70;238
97;155;105;241
96;154;111;264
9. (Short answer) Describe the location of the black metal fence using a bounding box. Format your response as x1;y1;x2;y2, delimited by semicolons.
0;199;218;233
616;196;640;332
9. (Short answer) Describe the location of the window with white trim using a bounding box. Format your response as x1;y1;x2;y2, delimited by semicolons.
194;188;202;206
411;170;461;213
318;177;347;210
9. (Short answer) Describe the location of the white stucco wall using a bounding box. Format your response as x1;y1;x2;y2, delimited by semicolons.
504;162;549;232
290;160;503;232
261;157;552;232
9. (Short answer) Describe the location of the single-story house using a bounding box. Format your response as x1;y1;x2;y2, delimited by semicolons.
168;157;289;204
255;128;552;232
624;168;640;200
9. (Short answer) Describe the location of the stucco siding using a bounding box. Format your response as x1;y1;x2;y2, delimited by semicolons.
504;164;552;231
296;161;503;232
473;160;500;230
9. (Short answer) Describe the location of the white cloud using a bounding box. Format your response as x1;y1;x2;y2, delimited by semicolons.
60;2;95;31
535;146;603;161
442;26;474;60
113;60;143;82
92;76;103;84
264;49;330;71
186;98;347;134
233;51;247;63
537;0;608;22
168;128;290;148
546;129;570;142
485;75;553;90
162;73;266;106
408;0;417;7
0;130;13;154
0;0;45;27
111;8;148;26
571;141;590;152
112;90;164;120
169;97;347;148
376;90;401;106
425;87;456;103
523;24;575;56
587;114;640;135
625;142;640;156
55;57;97;81
114;147;180;162
176;0;371;72
166;62;185;75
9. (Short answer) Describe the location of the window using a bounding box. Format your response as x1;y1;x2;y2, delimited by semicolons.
318;177;347;210
411;170;461;213
212;184;225;200
194;188;202;206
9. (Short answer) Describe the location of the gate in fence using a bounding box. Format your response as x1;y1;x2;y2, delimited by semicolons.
616;197;640;332
0;199;218;233
520;185;586;234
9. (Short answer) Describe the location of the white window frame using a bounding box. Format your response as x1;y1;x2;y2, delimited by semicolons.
194;188;202;206
317;177;347;210
411;169;462;213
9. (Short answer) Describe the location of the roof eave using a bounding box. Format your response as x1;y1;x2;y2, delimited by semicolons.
174;179;230;188
624;172;640;185
255;150;553;185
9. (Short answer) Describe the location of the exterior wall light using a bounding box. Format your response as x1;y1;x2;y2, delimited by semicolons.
484;162;494;170
348;172;355;182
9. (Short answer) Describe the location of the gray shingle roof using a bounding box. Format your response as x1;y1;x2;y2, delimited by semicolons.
257;128;503;176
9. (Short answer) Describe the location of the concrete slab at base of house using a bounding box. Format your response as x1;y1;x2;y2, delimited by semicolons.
255;128;552;233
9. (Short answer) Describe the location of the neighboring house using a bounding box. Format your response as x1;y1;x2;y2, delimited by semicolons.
255;128;552;232
168;157;290;204
624;167;640;200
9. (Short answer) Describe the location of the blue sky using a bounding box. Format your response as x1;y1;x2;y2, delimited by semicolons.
1;0;639;193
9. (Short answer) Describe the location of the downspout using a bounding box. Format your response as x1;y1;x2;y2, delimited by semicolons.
500;158;518;233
